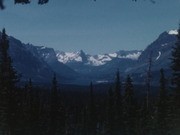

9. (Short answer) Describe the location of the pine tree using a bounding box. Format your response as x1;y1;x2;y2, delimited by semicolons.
171;25;180;134
87;82;97;135
123;75;137;135
49;74;58;135
49;74;66;135
0;28;19;135
22;79;41;135
156;68;168;135
25;79;36;135
171;25;180;105
139;53;154;135
113;69;123;134
106;87;114;135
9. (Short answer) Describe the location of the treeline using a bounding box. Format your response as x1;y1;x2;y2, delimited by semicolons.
0;27;179;135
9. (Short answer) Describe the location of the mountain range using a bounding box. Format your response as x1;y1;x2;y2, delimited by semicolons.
1;29;178;85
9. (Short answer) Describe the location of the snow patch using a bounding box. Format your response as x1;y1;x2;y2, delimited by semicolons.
56;52;82;63
124;52;141;60
96;80;108;83
88;56;105;66
118;52;141;60
161;43;168;47
156;51;161;60
168;30;178;35
109;53;117;57
97;55;112;61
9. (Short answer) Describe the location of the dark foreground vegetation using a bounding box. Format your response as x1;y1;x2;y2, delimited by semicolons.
0;27;179;135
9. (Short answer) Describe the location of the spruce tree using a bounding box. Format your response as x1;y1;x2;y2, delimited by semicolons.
156;68;168;135
88;82;97;135
171;25;180;134
22;80;41;135
171;25;180;105
49;74;66;135
106;87;114;135
22;79;33;135
123;75;137;135
0;28;19;135
113;69;123;134
139;53;154;135
49;74;58;135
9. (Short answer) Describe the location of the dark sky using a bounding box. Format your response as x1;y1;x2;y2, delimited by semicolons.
0;0;180;54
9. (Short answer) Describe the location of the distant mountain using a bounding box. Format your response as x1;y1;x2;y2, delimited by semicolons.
55;50;142;82
55;29;178;85
28;45;79;79
0;29;178;85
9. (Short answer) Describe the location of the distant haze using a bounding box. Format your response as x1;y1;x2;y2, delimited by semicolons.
0;0;180;54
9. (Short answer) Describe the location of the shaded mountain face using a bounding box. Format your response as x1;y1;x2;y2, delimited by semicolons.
2;35;78;84
8;37;54;83
125;30;178;85
138;31;177;65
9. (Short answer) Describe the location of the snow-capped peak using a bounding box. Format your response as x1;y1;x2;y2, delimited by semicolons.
168;29;178;35
56;51;82;64
40;46;46;49
56;50;142;66
108;53;118;57
117;52;141;60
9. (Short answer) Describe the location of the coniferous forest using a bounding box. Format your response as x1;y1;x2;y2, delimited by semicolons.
0;26;179;135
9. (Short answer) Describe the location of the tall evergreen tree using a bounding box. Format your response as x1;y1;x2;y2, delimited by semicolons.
24;79;41;135
139;53;154;135
49;73;66;135
49;73;58;135
156;68;168;135
171;25;180;105
113;69;123;134
106;87;114;135
171;24;180;134
87;82;97;135
0;28;19;135
123;75;137;135
23;78;34;135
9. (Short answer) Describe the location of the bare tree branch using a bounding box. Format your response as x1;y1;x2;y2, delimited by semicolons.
0;0;49;10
